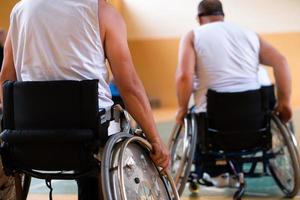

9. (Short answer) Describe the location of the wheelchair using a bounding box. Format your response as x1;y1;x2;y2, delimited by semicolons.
169;87;300;200
0;113;31;200
0;80;179;200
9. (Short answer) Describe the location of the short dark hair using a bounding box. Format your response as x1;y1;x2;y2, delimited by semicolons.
197;0;224;17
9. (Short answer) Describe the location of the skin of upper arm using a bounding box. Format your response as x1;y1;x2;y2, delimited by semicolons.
259;36;287;67
176;31;196;82
99;2;138;92
0;32;17;101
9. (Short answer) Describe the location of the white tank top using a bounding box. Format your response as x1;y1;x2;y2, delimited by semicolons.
193;22;260;112
9;0;113;109
258;66;272;86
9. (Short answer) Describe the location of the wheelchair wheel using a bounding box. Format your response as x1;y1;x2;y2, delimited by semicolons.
21;174;31;199
168;114;198;196
268;114;300;198
102;133;180;200
102;133;131;200
288;121;295;134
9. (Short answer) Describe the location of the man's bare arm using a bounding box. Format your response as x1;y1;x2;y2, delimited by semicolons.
259;36;292;122
0;33;17;103
175;31;196;123
99;2;169;170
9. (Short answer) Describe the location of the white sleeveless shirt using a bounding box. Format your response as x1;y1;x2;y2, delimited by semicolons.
193;22;260;112
9;0;113;109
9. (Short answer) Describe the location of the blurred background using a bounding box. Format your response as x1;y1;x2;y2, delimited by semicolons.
0;0;300;199
1;0;300;109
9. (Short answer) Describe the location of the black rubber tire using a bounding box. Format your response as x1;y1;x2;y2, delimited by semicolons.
169;114;198;196
268;114;300;198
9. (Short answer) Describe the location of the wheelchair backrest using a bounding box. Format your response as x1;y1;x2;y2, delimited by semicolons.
0;80;107;173
202;88;272;152
207;89;267;131
2;80;100;135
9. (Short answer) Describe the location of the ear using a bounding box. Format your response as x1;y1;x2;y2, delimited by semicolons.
198;16;204;25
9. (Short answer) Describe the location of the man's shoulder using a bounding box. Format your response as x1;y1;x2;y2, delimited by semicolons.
222;22;256;34
100;1;122;20
99;1;125;29
10;1;23;16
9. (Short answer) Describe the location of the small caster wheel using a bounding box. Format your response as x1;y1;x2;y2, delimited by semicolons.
189;181;199;193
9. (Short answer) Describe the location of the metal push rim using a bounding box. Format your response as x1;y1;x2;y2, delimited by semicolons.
118;136;180;200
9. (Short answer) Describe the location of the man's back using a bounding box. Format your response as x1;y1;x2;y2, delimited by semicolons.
192;22;261;112
193;22;260;93
10;0;112;108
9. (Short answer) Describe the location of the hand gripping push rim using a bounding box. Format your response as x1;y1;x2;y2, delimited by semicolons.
101;132;180;200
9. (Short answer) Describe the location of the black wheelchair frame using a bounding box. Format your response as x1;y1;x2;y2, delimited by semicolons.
0;111;31;200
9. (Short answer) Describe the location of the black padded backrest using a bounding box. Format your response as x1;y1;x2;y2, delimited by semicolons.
206;88;266;131
2;80;99;134
205;88;271;151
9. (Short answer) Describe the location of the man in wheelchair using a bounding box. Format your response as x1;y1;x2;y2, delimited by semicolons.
0;0;170;199
174;0;298;198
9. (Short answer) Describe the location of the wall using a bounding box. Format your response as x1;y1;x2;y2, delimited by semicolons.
261;33;300;109
123;0;300;108
1;0;299;108
123;0;300;39
128;32;300;108
128;39;179;107
0;0;19;30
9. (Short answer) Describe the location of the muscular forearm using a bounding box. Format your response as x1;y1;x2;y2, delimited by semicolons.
273;57;291;103
259;36;292;105
176;73;193;112
176;31;195;115
119;78;161;143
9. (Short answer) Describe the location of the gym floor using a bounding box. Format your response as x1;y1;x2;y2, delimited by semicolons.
26;108;300;200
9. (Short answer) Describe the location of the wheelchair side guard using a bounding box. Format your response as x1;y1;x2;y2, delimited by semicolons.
102;133;180;200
